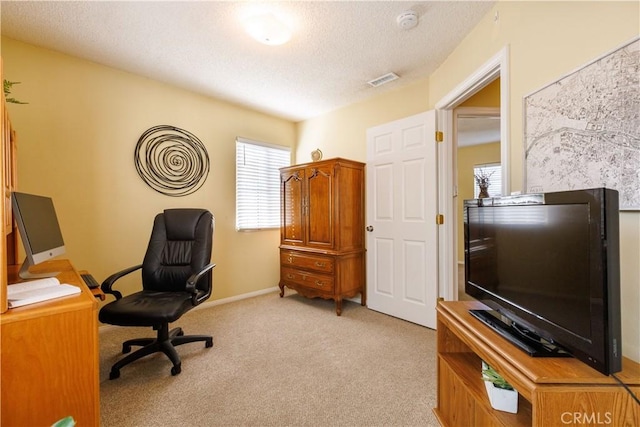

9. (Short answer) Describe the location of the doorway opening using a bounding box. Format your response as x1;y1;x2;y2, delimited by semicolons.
435;46;510;302
455;106;501;299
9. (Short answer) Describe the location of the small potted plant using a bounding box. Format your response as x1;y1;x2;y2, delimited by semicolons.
482;361;518;413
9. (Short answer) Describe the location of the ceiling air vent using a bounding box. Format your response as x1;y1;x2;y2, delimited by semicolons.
367;72;399;88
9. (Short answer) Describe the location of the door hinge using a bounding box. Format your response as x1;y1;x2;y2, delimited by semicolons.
435;131;444;142
436;214;444;225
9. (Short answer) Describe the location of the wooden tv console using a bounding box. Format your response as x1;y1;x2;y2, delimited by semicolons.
434;300;639;427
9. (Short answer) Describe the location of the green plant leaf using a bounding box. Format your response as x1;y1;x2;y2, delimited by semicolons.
482;364;514;390
3;79;28;104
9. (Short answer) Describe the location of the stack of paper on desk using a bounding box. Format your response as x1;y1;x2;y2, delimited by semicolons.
7;278;81;308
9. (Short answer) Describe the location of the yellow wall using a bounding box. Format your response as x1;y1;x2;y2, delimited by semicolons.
299;1;640;361
459;78;500;108
296;78;429;163
428;1;639;193
2;37;296;301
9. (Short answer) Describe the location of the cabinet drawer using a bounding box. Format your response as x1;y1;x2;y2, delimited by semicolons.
281;267;334;294
280;251;334;274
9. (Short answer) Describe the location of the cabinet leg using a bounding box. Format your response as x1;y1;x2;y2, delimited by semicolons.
335;299;342;316
279;282;285;298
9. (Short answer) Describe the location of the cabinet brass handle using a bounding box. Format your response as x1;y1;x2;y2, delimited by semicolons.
287;256;293;263
315;261;325;267
315;281;324;287
287;274;294;279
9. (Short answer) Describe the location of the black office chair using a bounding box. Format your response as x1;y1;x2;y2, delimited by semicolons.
99;208;216;379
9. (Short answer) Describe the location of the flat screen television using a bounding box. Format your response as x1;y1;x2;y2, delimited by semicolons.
464;187;621;375
11;191;66;279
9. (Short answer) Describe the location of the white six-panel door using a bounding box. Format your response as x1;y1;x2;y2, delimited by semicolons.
366;111;438;329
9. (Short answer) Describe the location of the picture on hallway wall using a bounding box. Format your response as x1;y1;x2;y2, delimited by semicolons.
523;37;639;210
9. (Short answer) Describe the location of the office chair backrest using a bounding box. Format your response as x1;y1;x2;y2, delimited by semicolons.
142;209;214;293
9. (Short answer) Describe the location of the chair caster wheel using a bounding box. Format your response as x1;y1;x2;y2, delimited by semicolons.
109;369;120;380
205;338;213;348
171;364;182;376
122;344;131;354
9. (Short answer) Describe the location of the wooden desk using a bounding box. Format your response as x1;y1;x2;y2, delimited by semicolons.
1;259;100;426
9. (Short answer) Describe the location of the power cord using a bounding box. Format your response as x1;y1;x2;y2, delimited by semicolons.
611;373;640;405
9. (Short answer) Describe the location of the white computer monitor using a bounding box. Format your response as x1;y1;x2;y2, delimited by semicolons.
11;191;66;279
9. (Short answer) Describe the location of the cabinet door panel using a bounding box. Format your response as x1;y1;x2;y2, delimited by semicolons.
438;358;475;426
281;169;305;245
306;165;333;248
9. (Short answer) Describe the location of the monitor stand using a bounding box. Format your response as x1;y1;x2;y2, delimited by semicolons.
18;258;60;280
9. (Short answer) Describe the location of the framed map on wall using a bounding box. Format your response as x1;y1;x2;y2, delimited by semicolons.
524;37;639;210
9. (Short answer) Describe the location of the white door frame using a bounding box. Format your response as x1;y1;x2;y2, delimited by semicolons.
435;46;511;301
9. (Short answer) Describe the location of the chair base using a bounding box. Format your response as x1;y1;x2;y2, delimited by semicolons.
109;323;213;379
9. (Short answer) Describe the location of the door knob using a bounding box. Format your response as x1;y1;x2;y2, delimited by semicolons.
366;226;374;232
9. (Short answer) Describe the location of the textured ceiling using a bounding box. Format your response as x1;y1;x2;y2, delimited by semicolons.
1;1;495;122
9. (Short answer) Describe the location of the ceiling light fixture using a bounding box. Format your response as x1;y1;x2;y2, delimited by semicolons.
244;13;292;46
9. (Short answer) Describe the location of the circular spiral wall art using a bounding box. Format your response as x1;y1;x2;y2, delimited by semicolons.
134;125;210;197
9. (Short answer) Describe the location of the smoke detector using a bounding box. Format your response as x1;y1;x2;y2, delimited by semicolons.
397;10;418;30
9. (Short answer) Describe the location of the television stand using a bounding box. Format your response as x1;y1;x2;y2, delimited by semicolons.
469;309;571;357
434;300;640;427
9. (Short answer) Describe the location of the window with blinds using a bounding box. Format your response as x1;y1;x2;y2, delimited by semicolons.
235;138;290;231
474;163;502;198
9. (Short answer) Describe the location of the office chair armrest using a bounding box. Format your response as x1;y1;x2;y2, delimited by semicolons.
186;263;216;305
101;264;143;300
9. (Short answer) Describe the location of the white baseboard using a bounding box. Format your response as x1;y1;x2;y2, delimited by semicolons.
98;286;281;334
193;286;280;311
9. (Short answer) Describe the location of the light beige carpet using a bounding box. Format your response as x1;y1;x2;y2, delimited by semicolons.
99;291;439;426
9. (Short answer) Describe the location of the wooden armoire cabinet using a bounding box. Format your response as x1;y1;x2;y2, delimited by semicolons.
278;157;365;315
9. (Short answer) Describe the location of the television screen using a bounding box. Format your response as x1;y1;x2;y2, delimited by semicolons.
11;192;66;279
464;188;621;375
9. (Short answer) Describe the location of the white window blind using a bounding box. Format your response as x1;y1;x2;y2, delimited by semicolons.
235;138;290;231
474;163;502;198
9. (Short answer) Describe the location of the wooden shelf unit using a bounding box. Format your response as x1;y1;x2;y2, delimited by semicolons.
434;300;640;427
